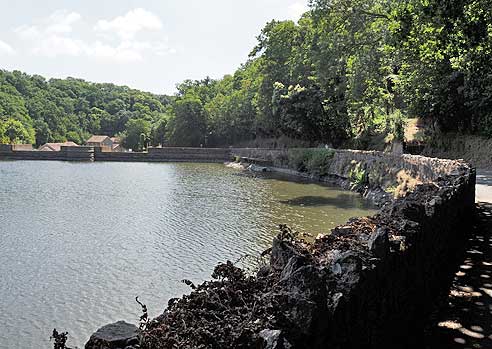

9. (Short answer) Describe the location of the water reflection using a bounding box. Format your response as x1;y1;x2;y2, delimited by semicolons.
280;194;365;208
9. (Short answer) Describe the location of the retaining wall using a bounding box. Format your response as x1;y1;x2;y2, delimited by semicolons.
0;146;232;163
230;148;466;184
421;133;492;169
0;145;94;161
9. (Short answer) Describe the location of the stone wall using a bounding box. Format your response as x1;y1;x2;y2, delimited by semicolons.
420;133;492;170
0;146;232;163
230;148;470;202
93;147;231;162
231;148;466;183
0;145;94;161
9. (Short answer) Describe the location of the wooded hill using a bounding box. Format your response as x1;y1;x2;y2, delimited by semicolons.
1;0;491;150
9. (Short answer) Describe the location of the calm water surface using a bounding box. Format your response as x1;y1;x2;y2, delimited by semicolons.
0;161;376;348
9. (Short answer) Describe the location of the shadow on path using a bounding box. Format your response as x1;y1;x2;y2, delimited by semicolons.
425;203;492;348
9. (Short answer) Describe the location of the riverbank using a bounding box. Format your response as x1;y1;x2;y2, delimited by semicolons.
84;151;475;349
226;160;392;207
229;148;471;207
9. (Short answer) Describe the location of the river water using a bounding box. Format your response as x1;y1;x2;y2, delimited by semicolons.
0;161;376;348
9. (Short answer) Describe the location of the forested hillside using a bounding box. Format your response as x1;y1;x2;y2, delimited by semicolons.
1;0;492;149
0;70;173;150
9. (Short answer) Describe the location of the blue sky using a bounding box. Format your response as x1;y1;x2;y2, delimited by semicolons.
0;0;308;94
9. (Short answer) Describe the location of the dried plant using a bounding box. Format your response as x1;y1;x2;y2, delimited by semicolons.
136;296;149;330
50;329;73;349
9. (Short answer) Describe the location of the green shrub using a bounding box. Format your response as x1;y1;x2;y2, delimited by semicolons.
287;149;311;172
305;149;335;176
286;148;334;175
349;162;368;190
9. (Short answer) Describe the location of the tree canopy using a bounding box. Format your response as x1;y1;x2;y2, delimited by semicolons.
1;0;492;147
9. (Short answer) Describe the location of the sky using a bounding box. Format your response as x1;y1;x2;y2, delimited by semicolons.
0;0;308;95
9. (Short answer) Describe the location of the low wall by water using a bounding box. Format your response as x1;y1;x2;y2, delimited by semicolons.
0;145;94;161
82;151;476;349
230;148;471;204
93;147;231;162
230;147;466;184
0;145;232;163
259;164;476;348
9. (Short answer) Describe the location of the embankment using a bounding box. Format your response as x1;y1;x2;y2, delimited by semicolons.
231;148;467;204
0;145;231;163
0;144;94;161
84;150;475;349
94;147;231;162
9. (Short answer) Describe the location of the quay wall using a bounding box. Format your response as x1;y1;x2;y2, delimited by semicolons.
0;145;94;161
0;146;232;163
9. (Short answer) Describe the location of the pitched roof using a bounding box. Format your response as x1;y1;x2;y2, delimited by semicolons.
110;137;121;144
39;142;79;151
87;135;111;143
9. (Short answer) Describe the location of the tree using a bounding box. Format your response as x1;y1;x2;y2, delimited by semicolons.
122;118;151;151
167;95;207;147
33;119;51;146
151;117;168;146
0;118;35;144
273;83;348;145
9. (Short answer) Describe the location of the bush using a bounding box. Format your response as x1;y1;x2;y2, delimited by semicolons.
305;149;335;176
286;148;335;175
349;162;368;190
287;149;311;172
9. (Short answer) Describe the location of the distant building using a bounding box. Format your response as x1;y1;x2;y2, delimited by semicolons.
111;143;126;152
86;135;113;148
39;142;79;151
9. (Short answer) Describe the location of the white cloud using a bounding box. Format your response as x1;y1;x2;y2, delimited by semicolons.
94;8;163;40
288;2;308;21
0;39;16;55
14;25;41;41
87;41;144;63
45;10;81;34
13;8;173;63
15;10;81;39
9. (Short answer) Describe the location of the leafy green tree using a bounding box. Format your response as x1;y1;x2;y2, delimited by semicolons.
0;118;35;144
122;118;151;151
151;117;168;146
65;131;82;144
33;119;51;146
167;95;207;147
